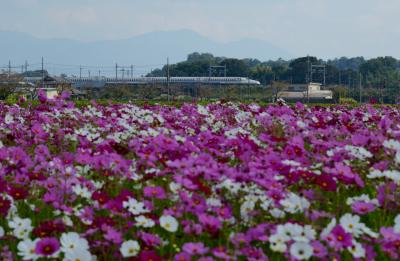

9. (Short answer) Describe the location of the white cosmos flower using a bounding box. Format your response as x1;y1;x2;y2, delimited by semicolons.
9;217;33;239
297;121;306;128
276;223;316;243
303;225;317;241
159;215;179;232
240;200;255;218
120;240;140;257
280;193;310;214
362;225;379;238
321;218;336;238
4;114;14;124
207;198;222;207
270;208;285;218
366;168;385;179
123;197;149;215
340;214;363;236
17;238;40;261
269;234;288;253
260;198;273;211
60;232;90;254
344;145;373;160
346;194;379;206
291;225;316;243
383;139;400;151
340;213;378;238
395;215;400;233
197;105;209;115
14;226;33;239
8;217;31;229
396;152;400;165
72;184;92;199
290;242;313;260
275;225;292;242
348;240;366;258
135;215;155;228
384;170;400;183
62;215;74;227
63;248;93;261
217;179;241;194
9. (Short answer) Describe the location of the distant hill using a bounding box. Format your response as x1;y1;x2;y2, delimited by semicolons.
0;30;292;75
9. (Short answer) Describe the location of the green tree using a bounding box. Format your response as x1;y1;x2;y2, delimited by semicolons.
289;56;318;84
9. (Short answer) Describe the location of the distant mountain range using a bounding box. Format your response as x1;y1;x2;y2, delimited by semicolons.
0;30;292;75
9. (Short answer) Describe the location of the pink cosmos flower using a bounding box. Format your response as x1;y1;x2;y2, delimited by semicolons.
103;225;122;244
143;186;166;199
174;252;191;261
198;214;222;233
35;237;60;257
0;196;11;216
182;242;209;256
314;174;337;192
311;240;327;258
351;201;376;215
133;250;162;261
139;232;161;247
325;225;353;250
212;246;231;260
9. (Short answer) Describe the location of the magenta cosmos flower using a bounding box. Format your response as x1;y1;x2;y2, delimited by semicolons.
351;201;376;215
143;186;166;199
0;196;11;216
182;242;209;256
35;237;60;257
325;225;353;250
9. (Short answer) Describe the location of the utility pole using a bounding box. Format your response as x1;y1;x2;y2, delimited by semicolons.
88;70;91;78
8;60;11;78
306;55;310;83
121;68;125;80
359;72;362;103
25;60;28;72
311;64;326;86
79;66;82;79
98;70;101;78
382;77;384;104
167;57;170;102
115;63;118;80
306;56;310;103
248;76;250;101
41;57;44;88
348;73;351;88
131;65;133;78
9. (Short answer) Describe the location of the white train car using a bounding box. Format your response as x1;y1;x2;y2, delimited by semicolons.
67;77;261;88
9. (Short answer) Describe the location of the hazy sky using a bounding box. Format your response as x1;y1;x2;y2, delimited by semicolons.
2;0;400;58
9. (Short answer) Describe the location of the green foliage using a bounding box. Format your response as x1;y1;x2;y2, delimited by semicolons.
339;97;358;105
146;53;400;104
5;93;20;103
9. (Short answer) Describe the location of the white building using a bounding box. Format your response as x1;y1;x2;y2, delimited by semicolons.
277;82;333;102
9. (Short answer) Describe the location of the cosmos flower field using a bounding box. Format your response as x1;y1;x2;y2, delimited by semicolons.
0;95;400;260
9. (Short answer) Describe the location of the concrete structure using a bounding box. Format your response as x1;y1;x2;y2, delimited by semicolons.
21;75;84;99
278;82;333;103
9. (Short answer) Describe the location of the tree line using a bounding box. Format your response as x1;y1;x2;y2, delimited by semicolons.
148;53;400;103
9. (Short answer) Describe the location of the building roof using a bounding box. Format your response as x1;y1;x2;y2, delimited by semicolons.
278;90;333;99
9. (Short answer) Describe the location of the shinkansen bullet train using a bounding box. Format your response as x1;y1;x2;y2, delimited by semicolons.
66;77;261;88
